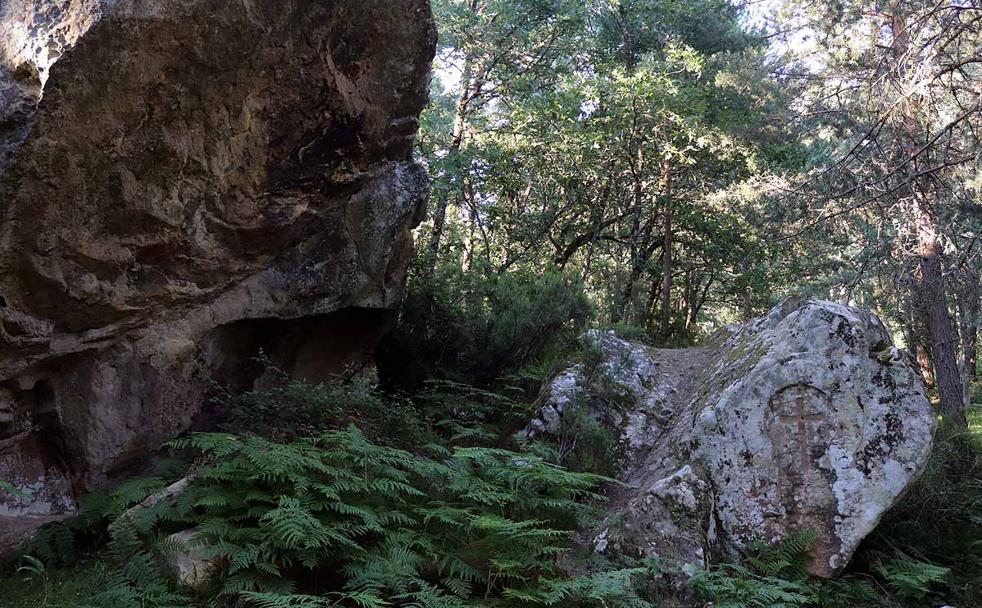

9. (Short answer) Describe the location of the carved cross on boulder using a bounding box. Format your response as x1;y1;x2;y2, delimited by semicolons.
769;385;829;476
765;383;842;576
777;392;826;474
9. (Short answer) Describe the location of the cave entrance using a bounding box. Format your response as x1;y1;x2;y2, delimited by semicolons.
0;378;77;518
203;307;396;393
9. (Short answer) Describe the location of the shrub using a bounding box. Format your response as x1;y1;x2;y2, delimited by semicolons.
969;382;982;406
380;265;591;388
553;404;625;478
220;367;430;447
415;380;537;446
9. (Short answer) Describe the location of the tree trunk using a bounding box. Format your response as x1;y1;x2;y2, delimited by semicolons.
427;197;452;275
615;105;646;325
916;342;936;389
956;268;979;407
463;179;477;272
891;4;966;426
617;3;636;71
688;274;713;330
916;214;966;425
659;160;673;339
425;0;480;276
903;286;935;388
742;290;753;322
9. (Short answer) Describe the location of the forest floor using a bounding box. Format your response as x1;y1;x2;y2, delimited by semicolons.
1;397;980;608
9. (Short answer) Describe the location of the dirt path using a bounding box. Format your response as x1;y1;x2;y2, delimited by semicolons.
605;345;714;502
648;346;713;416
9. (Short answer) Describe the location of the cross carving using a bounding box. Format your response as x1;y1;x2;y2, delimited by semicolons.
777;393;825;472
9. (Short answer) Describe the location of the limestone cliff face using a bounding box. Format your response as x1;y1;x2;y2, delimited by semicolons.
0;0;435;548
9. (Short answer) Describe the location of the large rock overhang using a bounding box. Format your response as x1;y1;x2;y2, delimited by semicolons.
0;0;436;552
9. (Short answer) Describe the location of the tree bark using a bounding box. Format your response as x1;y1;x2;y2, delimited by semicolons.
687;274;713;330
742;290;754;322
659;160;673;339
915;204;966;425
614;97;647;325
425;0;480;276
903;281;936;388
916;342;936;389
956;267;979;407
617;3;637;71
890;3;966;425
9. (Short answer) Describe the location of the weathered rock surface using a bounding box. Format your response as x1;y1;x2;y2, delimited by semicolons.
0;0;435;554
162;528;220;591
529;298;936;577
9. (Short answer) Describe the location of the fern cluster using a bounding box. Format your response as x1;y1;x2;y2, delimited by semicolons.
9;383;976;608
28;425;657;607
687;534;820;608
871;552;949;601
687;531;953;608
745;531;818;580
22;458;190;569
688;562;817;608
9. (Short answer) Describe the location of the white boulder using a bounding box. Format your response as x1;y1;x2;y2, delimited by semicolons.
529;298;936;577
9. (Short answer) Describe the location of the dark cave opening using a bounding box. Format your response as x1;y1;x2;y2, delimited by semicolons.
193;307;397;430
0;377;77;517
0;379;73;474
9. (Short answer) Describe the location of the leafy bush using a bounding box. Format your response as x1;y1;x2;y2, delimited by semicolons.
808;577;878;608
553;404;624;478
0;561;130;608
970;383;982;406
604;322;649;344
416;380;537;446
221;367;430;447
381;265;591;388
